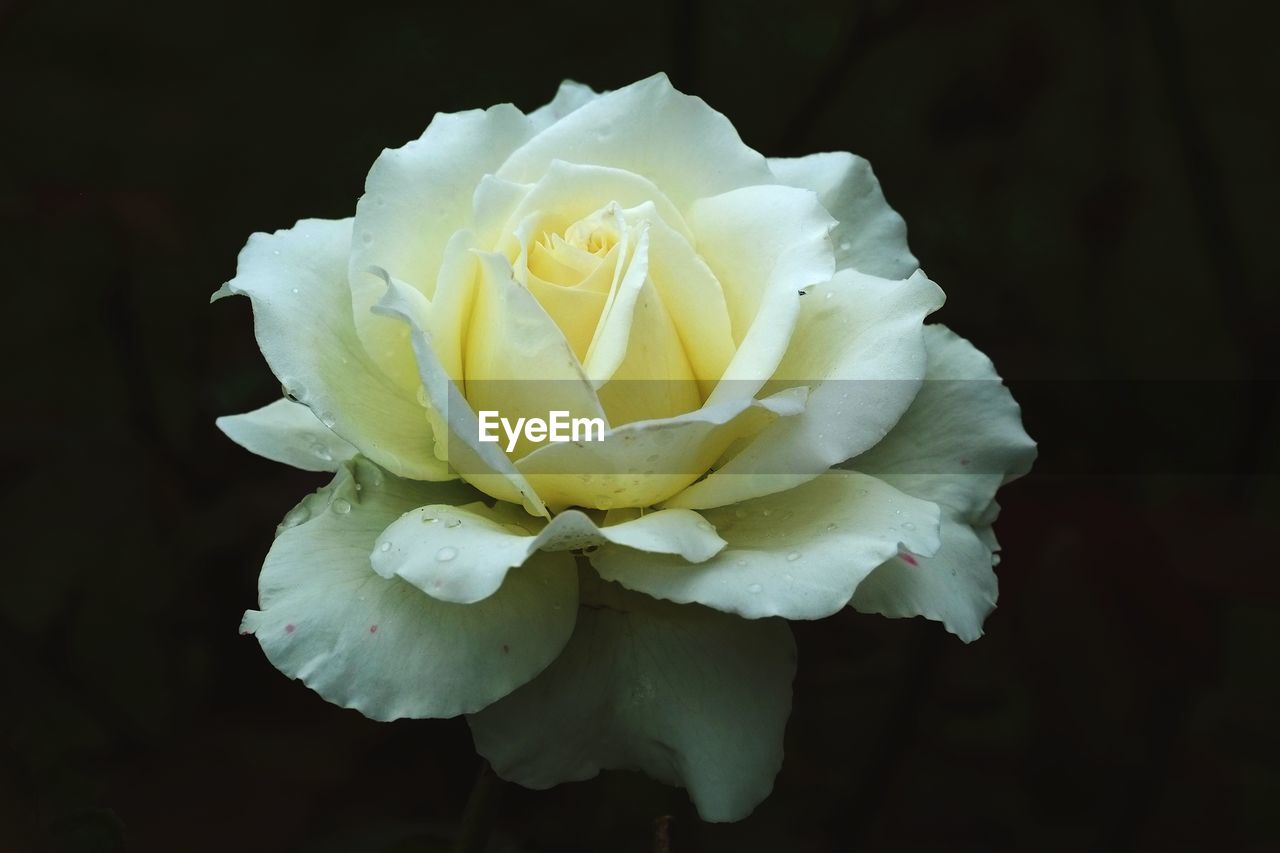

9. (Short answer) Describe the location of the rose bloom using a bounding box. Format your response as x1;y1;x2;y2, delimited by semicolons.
216;74;1034;821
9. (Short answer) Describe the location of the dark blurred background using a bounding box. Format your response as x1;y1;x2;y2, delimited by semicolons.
2;0;1277;850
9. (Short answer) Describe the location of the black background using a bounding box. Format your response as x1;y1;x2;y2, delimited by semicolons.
3;0;1277;850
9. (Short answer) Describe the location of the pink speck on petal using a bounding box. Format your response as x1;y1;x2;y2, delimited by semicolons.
285;623;295;634
369;625;378;634
899;552;919;567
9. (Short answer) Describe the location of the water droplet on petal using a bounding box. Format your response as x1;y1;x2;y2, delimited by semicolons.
436;546;458;562
332;498;351;514
747;583;763;594
825;522;837;532
762;508;773;517
378;542;391;553
902;521;915;531
445;518;462;529
825;291;834;300
786;551;801;562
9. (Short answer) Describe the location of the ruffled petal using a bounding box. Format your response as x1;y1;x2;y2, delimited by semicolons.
847;324;1036;522
372;503;724;604
212;218;449;481
593;470;940;620
850;508;999;642
770;151;917;279
497;73;775;211
241;458;577;720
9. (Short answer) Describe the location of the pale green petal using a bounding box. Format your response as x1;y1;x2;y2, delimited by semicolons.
497;73;776;210
841;326;1034;640
769;151;918;279
372;504;725;604
216;398;357;472
594;471;940;620
851;508;999;642
241;458;577;720
528;80;600;131
468;571;795;823
847;324;1036;522
211;218;450;481
372;271;550;516
667;269;942;510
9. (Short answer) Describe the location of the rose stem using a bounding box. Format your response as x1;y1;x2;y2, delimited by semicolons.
452;761;504;853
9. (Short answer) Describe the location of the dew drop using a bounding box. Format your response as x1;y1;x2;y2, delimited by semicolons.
747;583;763;594
291;287;299;295
786;551;801;562
825;522;837;532
378;542;392;553
762;508;773;517
902;521;915;531
436;546;458;562
332;498;351;515
825;291;834;301
445;518;462;529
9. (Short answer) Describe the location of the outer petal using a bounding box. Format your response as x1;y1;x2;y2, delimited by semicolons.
528;80;600;131
212;218;450;481
372;504;725;604
851;509;999;642
770;151;918;279
667;269;943;510
216;398;357;472
349;104;536;388
592;471;940;620
843;326;1034;640
240;458;578;720
497;73;776;210
847;324;1037;521
468;571;796;823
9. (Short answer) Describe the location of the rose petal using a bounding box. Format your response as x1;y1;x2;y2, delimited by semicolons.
216;398;357;472
468;571;795;822
666;268;942;510
592;470;940;620
770;151;918;279
372;503;725;604
211;218;450;481
241;458;576;720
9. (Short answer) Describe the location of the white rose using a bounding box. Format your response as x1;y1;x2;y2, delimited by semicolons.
216;74;1035;821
